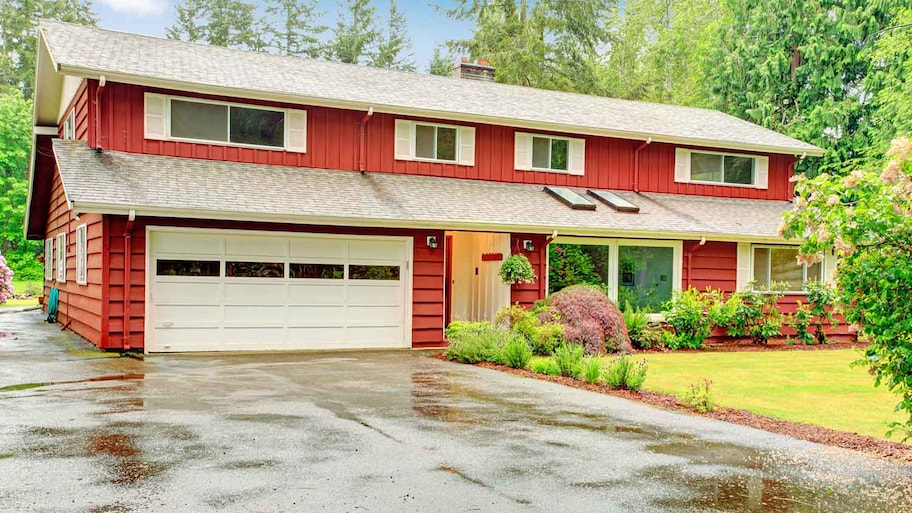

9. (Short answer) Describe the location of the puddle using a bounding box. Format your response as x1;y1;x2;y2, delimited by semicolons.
88;431;164;485
648;439;767;470
0;373;145;392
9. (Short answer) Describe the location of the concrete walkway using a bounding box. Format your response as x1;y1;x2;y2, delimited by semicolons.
0;310;909;512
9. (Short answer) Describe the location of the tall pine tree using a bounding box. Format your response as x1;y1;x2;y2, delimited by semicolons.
370;0;414;71
325;0;379;65
167;0;261;50
264;0;327;58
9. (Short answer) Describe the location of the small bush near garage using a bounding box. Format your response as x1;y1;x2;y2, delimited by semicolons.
539;285;632;355
552;343;585;377
445;322;505;364
495;304;566;355
602;355;648;391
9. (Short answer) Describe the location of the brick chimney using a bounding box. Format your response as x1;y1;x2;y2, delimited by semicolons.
452;57;496;82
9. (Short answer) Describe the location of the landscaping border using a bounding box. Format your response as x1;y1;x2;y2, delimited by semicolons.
432;354;912;464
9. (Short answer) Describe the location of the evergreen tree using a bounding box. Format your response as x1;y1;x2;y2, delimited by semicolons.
427;46;453;76
370;0;414;71
264;0;326;58
0;88;40;279
0;0;95;95
325;0;379;65
167;0;261;50
865;6;912;163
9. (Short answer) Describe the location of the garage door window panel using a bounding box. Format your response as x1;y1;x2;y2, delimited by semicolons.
157;259;221;277
290;263;344;279
226;261;285;278
349;265;401;281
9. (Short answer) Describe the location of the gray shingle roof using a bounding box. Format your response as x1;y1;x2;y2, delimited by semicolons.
53;140;791;240
39;20;823;156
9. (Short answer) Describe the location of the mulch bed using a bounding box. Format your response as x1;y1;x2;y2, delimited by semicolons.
431;354;911;464
648;341;868;353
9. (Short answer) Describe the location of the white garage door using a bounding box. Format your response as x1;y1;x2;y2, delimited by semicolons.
146;228;411;353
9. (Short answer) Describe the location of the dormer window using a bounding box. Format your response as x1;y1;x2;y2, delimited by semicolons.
143;93;307;152
674;148;769;189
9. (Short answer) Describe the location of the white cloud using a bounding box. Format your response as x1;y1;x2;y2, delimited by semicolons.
97;0;169;17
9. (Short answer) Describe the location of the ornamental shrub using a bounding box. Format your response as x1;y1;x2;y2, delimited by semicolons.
622;302;651;350
495;304;565;355
499;254;537;285
445;322;507;364
788;302;816;345
602;355;648;391
530;358;561;376
805;280;838;344
501;335;533;369
711;283;785;344
539;285;632;355
0;251;14;304
580;356;602;384
663;288;713;350
552;343;584;377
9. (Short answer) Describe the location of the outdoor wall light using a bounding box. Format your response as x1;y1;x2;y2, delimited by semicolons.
427;236;439;249
523;239;535;252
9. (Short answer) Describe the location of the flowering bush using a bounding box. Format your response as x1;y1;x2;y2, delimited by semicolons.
0;251;14;304
539;284;632;354
782;135;912;440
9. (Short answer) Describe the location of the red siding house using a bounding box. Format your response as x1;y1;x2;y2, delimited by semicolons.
25;21;847;353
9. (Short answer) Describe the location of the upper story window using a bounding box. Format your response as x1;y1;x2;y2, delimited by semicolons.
752;245;822;292
62;110;75;140
143;93;307;152
394;119;475;166
674;148;769;189
515;132;585;176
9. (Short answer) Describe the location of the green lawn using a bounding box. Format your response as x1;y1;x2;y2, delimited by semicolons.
629;350;905;441
1;279;42;307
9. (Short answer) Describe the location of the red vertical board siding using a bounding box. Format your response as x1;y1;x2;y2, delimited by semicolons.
684;241;738;293
57;79;91;141
104;217;446;350
509;234;548;308
42;167;105;347
96;82;795;201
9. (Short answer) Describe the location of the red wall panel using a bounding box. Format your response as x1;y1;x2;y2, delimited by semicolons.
94;82;797;201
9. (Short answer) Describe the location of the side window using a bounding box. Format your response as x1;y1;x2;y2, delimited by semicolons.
44;238;54;281
752;246;823;292
56;233;66;283
394;119;475;166
514;132;585;176
75;224;88;285
675;148;769;189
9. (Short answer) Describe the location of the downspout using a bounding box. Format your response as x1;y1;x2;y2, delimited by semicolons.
632;137;652;194
358;107;374;173
94;76;106;151
122;210;135;352
686;236;707;289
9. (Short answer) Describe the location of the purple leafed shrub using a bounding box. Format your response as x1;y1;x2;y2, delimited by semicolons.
540;285;632;355
0;251;14;304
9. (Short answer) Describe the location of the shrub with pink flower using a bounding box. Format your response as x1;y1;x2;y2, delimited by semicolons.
539;284;632;355
0;251;14;304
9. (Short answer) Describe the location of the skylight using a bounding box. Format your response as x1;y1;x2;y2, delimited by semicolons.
544;186;596;210
587;190;640;213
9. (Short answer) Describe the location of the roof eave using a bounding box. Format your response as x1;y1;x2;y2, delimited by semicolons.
69;200;791;244
55;63;826;157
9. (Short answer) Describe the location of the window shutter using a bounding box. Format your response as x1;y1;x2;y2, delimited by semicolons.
457;126;475;166
568;138;586;176
823;251;838;285
514;132;532;171
736;242;752;290
76;225;87;285
57;233;66;283
144;93;167;140
45;238;53;281
394;119;413;161
755;156;769;189
285;109;307;153
674;148;690;183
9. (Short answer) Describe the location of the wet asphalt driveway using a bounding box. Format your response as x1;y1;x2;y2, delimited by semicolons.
1;311;910;512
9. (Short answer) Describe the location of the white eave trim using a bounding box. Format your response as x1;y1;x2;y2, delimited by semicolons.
69;200;792;244
34;125;58;136
54;64;826;157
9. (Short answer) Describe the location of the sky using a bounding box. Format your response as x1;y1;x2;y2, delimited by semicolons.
91;0;474;71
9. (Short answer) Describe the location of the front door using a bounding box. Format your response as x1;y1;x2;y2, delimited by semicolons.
446;232;511;324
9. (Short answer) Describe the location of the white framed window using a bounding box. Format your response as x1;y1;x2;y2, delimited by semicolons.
549;237;683;313
515;132;585;175
394;119;475;166
674;148;768;189
56;232;66;283
750;245;823;292
143;93;307;153
63;110;76;140
75;224;88;285
44;238;54;281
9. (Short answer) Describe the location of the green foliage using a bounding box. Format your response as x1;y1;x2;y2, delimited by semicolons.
622;302;651;350
681;378;715;413
427;46;453;76
444;321;502;364
636;327;675;351
865;7;912;163
548;244;602;293
602;355;648;391
501;335;533;369
663;288;712;350
530;322;565;356
499;253;536;285
788;302;816;346
552;343;584;378
805;280;838;344
370;0;414;71
540;284;632;354
325;0;380;64
263;0;327;57
580;356;602;384
495;303;564;355
530;358;561;376
710;283;785;344
782;137;912;440
168;0;262;49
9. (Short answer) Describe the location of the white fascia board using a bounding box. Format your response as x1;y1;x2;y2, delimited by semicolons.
70;200;791;244
56;64;825;157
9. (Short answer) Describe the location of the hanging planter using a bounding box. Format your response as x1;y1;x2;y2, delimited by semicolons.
499;254;537;285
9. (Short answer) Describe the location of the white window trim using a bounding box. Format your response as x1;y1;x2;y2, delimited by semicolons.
148;93;306;152
515;132;585;176
749;244;824;294
411;121;461;164
44;238;54;281
551;236;683;309
675;148;768;189
75;224;88;286
63;110;76;140
56;233;66;283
